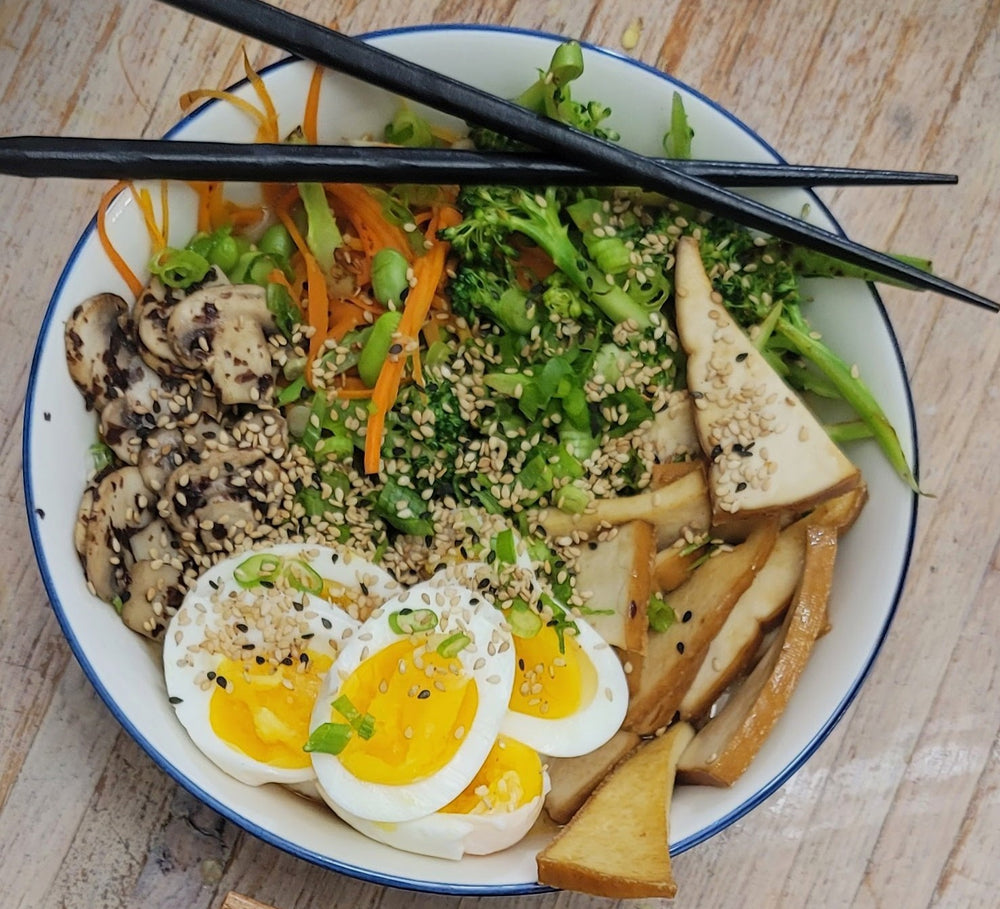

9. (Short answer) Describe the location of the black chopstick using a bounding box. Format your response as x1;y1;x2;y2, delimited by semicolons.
0;136;959;188
155;0;995;312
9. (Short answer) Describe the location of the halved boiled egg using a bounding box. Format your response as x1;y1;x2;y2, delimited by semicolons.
330;735;550;860
163;542;401;787
427;554;630;759
309;579;515;823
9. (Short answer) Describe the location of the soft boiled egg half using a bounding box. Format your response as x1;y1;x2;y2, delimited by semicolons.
163;542;401;789
309;579;517;825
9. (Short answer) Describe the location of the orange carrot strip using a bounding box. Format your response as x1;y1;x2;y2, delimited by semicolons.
243;50;279;142
303;65;324;145
277;207;328;383
131;185;166;251
159;180;170;245
364;205;460;474
97;182;143;298
180;89;268;131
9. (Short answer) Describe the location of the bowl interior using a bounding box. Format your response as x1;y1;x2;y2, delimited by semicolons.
23;25;916;895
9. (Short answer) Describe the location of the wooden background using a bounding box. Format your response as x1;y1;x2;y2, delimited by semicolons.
1;0;998;906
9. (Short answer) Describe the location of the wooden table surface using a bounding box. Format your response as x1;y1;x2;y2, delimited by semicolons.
2;0;998;907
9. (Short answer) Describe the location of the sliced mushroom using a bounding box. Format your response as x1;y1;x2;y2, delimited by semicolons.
166;284;277;406
137;415;225;492
65;293;147;412
160;448;283;551
78;466;156;602
133;267;230;379
121;560;185;639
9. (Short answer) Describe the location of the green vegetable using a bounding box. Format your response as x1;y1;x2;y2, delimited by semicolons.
371;248;410;305
298;180;342;273
441;184;656;327
89;440;115;473
266;281;302;341
648;594;677;632
303;722;353;755
259;222;295;263
384;107;441;147
358;310;403;388
148;247;210;288
233;553;284;588
283;558;324;595
662;90;694;159
491;528;518;565
388;608;438;635
436;632;472;658
373;476;434;536
507;599;543;639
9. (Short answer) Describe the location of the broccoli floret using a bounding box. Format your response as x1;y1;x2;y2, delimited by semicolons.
449;265;535;334
441;184;656;327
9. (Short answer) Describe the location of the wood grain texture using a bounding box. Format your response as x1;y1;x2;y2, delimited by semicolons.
1;0;998;907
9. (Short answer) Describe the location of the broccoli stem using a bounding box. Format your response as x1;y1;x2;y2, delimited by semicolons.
776;313;919;491
789;247;933;289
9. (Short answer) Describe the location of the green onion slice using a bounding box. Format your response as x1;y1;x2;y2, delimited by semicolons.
388;607;438;635
507;599;543;639
436;632;472;659
303;722;353;755
234;553;284;588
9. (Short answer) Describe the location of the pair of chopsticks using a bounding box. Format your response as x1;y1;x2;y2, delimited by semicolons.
8;0;994;311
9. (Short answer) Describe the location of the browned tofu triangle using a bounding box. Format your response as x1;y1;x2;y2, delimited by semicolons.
624;519;778;734
536;722;694;898
677;523;838;786
674;235;860;522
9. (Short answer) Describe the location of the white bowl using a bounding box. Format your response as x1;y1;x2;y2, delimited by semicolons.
23;24;917;895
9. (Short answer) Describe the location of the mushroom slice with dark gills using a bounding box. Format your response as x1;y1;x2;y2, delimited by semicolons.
160;448;286;552
137;415;226;493
166;284;277;407
133;266;230;380
77;465;156;604
65;292;151;413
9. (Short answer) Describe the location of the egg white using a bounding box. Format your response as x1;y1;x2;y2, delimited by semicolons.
310;579;516;824
501;612;629;758
163;543;400;787
328;768;550;861
427;554;630;759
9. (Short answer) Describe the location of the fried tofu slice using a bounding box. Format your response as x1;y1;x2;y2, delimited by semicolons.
623;519;777;734
673;235;860;524
537;723;694;898
534;467;710;548
677;523;838;786
544;729;642;825
574;520;654;658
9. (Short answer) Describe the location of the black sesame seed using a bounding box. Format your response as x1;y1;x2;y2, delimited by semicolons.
417;689;431;700
629;600;638;619
330;552;340;563
35;508;45;519
360;582;369;596
207;671;216;680
736;481;748;492
676;642;685;654
710;444;723;461
259;580;274;589
518;658;525;671
208;579;219;590
255;656;266;664
302;632;315;640
293;601;304;611
478;578;491;590
43;412;51;421
735;351;748;362
215;675;227;688
682;610;693;623
168;696;183;704
242;643;256;650
300;653;309;663
281;656;293;666
235;622;249;633
321;617;332;629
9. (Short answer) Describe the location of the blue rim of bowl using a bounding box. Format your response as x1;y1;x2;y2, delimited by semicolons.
22;22;918;897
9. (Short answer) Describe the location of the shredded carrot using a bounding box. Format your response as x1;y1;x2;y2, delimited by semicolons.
180;89;269;132
130;185;166;251
364;204;461;473
159;180;170;245
277;207;329;383
97;181;143;298
326;183;413;285
303;65;324;145
243;50;280;142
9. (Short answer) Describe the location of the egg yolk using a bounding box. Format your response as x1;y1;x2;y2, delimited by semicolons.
443;735;542;814
209;652;332;769
508;625;597;719
336;639;478;785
